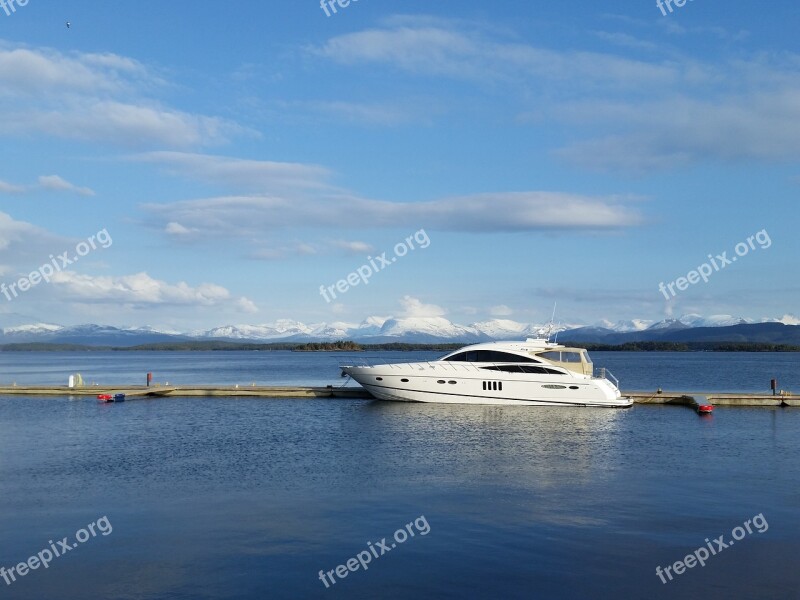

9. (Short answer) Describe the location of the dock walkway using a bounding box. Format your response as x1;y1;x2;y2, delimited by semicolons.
0;385;796;406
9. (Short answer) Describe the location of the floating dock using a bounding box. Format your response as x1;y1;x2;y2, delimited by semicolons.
0;385;795;406
625;390;796;407
0;384;373;399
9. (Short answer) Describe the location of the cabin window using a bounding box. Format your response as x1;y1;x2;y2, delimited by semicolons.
480;365;565;375
540;351;583;363
401;378;409;382
437;380;446;384
448;380;457;385
444;350;539;363
376;377;383;381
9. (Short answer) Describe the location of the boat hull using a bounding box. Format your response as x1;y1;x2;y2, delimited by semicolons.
342;364;632;408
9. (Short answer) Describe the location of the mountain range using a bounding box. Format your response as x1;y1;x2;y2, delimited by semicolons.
0;313;798;346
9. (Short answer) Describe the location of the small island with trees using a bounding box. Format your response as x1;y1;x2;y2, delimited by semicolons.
293;341;363;352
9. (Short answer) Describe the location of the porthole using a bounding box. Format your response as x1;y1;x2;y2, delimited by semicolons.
569;386;579;390
376;377;383;381
401;378;409;383
448;380;457;385
437;380;446;384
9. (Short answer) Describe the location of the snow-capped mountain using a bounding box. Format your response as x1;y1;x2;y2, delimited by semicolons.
366;317;488;342
646;318;692;331
647;314;750;330
771;314;800;326
200;319;314;340
3;322;64;336
595;319;654;332
0;323;189;345
0;313;798;346
471;319;540;339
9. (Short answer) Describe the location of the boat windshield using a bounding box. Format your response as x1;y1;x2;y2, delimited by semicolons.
442;350;539;363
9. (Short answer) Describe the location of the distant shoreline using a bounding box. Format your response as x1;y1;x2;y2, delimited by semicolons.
0;341;798;352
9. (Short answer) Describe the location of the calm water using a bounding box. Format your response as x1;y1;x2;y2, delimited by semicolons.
1;352;799;599
0;350;798;392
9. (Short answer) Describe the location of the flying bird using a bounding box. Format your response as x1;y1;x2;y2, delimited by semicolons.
66;21;71;28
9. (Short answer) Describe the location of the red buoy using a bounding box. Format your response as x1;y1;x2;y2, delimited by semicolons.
97;394;112;401
697;404;714;414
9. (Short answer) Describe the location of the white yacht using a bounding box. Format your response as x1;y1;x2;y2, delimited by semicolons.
341;338;631;408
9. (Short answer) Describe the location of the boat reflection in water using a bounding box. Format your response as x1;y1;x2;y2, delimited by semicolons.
348;398;629;528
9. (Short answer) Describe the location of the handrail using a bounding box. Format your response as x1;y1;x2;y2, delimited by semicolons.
593;367;619;388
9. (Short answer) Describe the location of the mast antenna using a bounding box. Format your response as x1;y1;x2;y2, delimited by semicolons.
545;302;557;341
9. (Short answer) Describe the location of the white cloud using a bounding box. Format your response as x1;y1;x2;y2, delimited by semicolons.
0;211;69;259
0;180;25;194
132;152;332;193
314;17;800;171
144;190;642;238
314;18;677;90
332;240;373;254
0;175;95;196
0;47;139;96
490;305;513;317
49;271;246;309
165;222;196;236
137;154;641;248
249;243;318;260
236;297;259;314
0;45;251;148
400;295;446;318
554;90;800;171
37;175;95;196
0;100;247;148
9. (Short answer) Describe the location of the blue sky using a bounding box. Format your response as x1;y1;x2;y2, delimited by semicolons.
0;0;798;330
